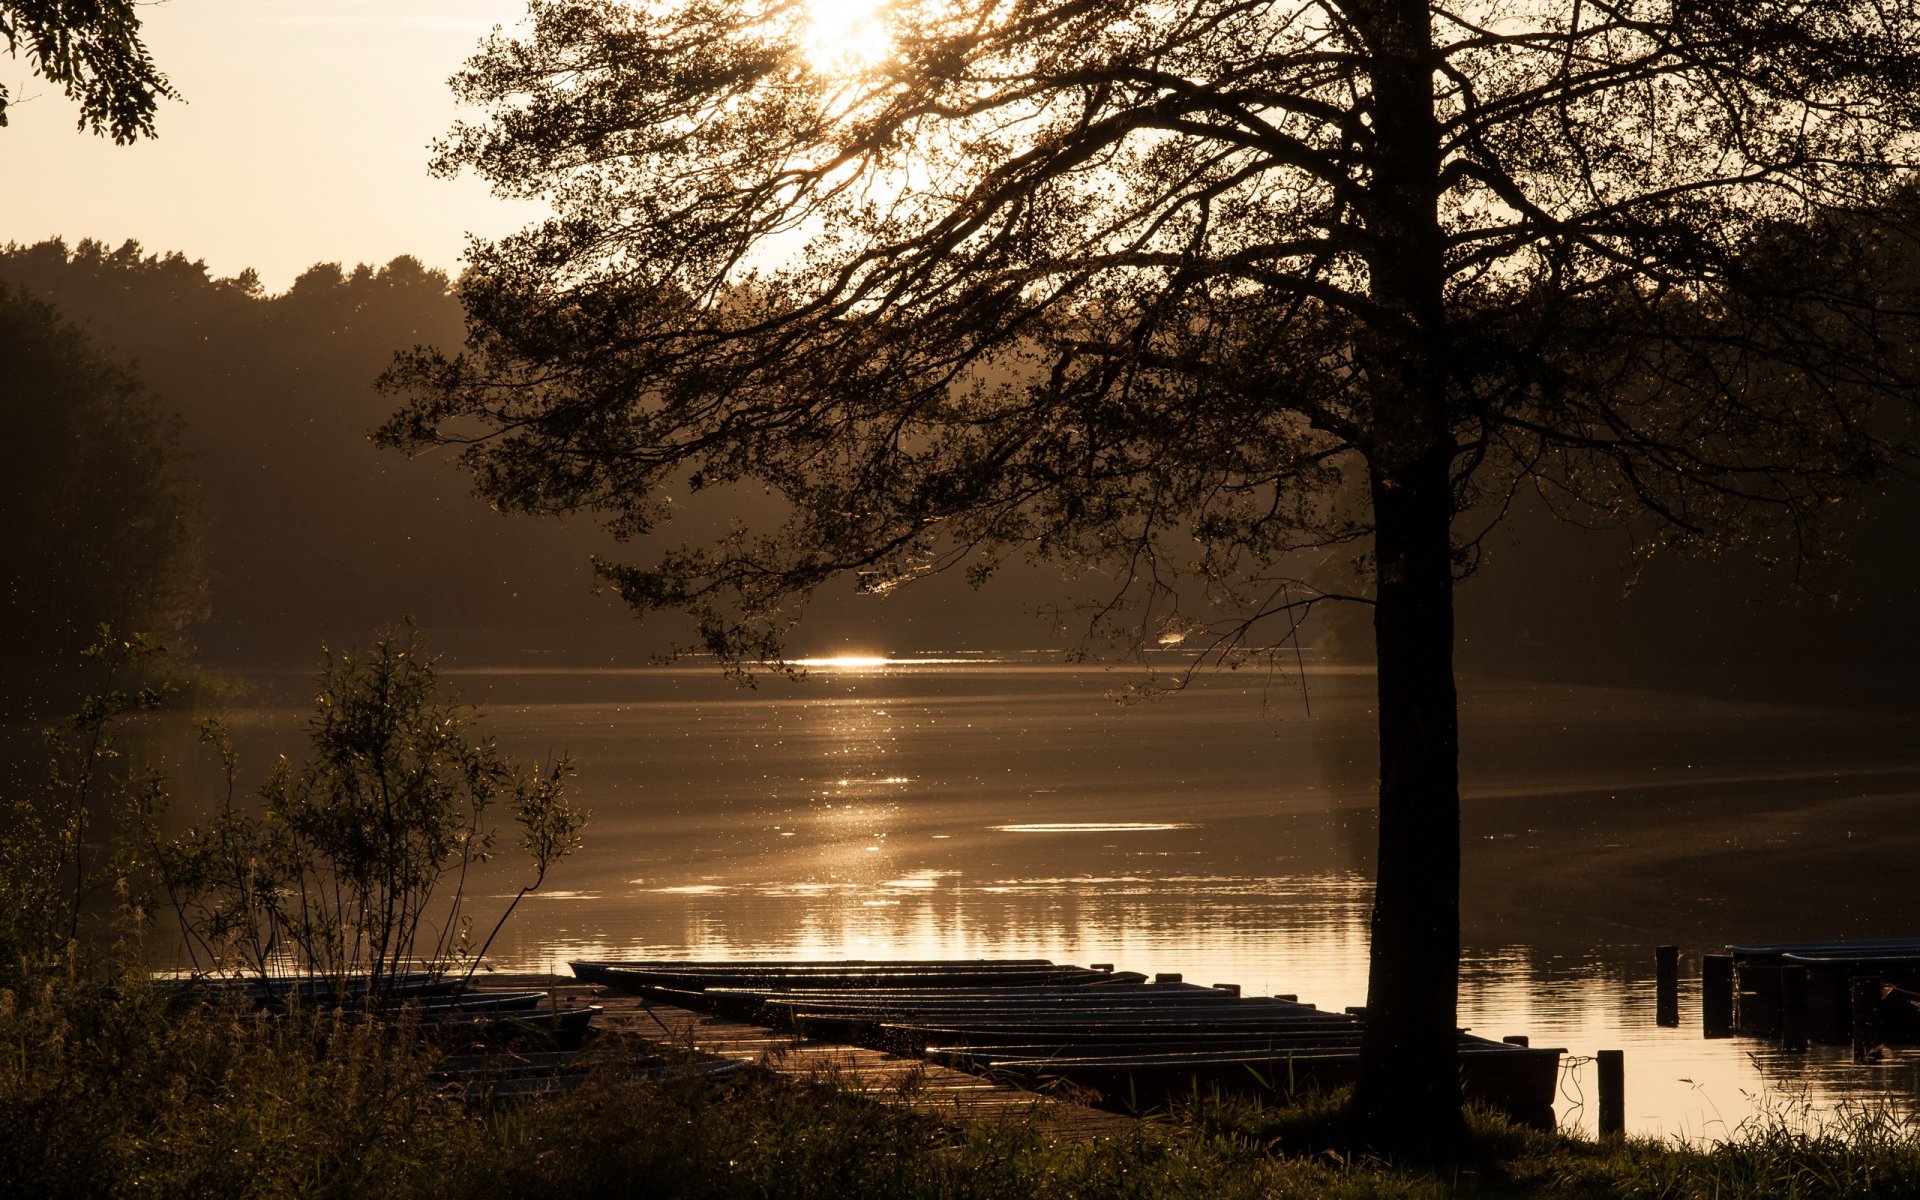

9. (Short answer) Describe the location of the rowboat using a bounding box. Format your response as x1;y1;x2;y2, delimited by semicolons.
411;1002;603;1050
153;972;461;1011
578;962;1109;995
891;1025;1367;1053
570;958;1059;987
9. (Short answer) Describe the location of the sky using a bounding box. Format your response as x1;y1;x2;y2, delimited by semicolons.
2;0;893;292
2;1;542;291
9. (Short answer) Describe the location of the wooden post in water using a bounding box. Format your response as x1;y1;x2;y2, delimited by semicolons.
1851;977;1882;1063
1780;966;1809;1051
1655;945;1680;1027
1596;1049;1625;1138
1701;954;1734;1038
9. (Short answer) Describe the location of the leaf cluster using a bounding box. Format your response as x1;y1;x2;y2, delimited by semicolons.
0;0;178;142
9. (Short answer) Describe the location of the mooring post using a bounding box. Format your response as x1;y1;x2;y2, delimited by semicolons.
1851;976;1882;1063
1701;953;1734;1038
1780;965;1809;1051
1655;945;1680;1026
1596;1049;1625;1138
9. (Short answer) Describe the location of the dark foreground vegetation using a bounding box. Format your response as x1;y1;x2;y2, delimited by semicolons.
4;978;1920;1200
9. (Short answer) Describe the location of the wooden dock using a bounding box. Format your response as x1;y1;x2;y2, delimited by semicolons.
489;972;1137;1137
1712;937;1920;1049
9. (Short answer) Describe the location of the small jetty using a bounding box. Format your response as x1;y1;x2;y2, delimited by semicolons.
1714;937;1920;1048
574;958;1564;1127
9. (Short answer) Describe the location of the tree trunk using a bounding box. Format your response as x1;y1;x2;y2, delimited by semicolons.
1353;440;1462;1142
1346;0;1465;1146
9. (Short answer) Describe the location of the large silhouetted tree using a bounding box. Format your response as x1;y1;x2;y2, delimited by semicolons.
384;0;1920;1139
0;1;178;141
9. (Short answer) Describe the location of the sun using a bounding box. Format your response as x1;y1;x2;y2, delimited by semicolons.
801;0;894;72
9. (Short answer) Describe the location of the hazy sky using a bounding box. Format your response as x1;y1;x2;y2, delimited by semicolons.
2;1;542;290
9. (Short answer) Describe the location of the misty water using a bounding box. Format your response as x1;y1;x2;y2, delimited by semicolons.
186;657;1920;1142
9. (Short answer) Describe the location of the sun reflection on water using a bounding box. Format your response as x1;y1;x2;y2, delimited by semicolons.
794;654;893;669
991;822;1199;833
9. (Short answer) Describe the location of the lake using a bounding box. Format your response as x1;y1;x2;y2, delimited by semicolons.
174;657;1920;1140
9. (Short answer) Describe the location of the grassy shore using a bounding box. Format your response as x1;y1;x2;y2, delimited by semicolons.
5;983;1920;1200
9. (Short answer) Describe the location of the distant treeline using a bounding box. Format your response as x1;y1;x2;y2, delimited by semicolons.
0;239;633;668
2;238;1915;700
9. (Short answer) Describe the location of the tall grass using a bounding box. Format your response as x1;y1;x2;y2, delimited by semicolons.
0;979;475;1199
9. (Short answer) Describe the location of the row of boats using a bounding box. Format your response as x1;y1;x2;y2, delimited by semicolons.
155;955;1580;1118
572;958;1565;1126
155;972;603;1049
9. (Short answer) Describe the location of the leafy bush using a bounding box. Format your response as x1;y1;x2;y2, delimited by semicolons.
146;625;584;998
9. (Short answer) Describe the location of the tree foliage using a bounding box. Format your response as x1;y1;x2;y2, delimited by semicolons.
384;0;1920;1137
0;0;178;142
0;285;204;671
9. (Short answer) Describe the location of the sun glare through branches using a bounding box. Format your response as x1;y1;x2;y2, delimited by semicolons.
802;0;894;72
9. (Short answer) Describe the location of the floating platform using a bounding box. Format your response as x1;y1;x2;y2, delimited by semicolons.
577;958;1563;1127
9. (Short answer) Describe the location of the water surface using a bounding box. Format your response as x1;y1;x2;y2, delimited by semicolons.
182;658;1920;1140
